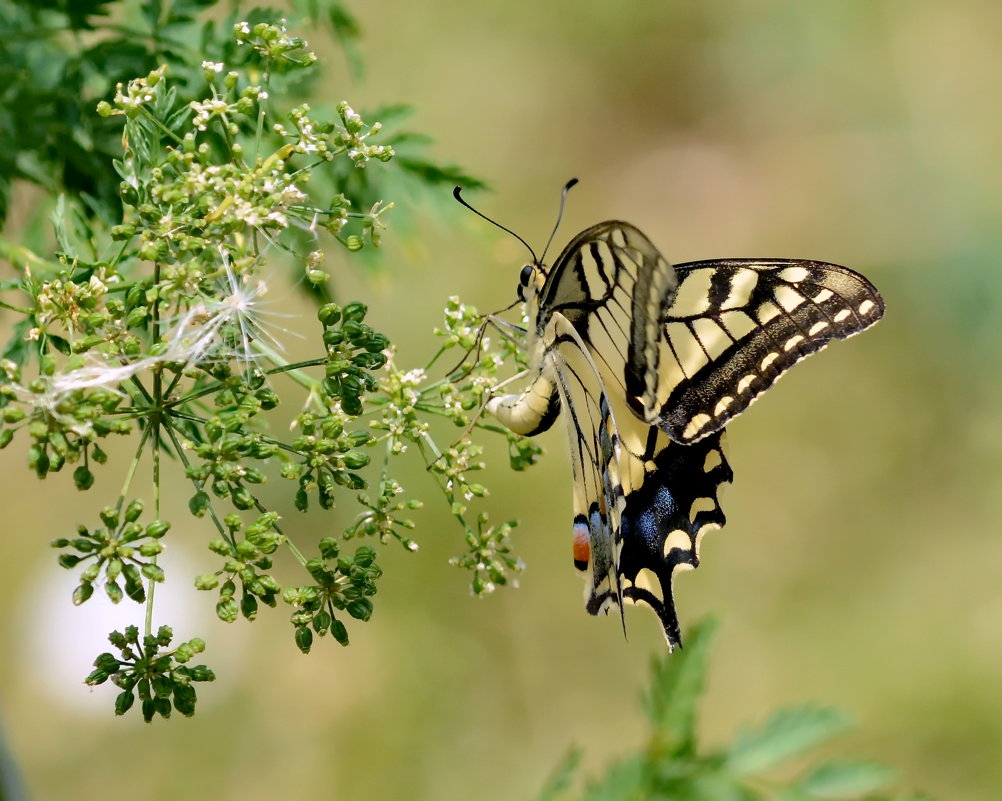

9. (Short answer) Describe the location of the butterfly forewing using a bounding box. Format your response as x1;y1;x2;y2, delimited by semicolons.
630;258;885;443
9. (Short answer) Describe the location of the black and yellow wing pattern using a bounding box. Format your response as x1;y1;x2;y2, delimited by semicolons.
488;220;883;649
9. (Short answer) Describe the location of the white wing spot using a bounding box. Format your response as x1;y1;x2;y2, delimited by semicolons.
779;266;810;282
833;308;852;323
737;373;756;394
784;334;805;351
722;269;759;309
713;395;734;417
859;299;876;315
631;569;663;601
692;317;731;360
663;529;691;557
813;288;834;303
755;301;782;324
774;284;806;312
761;352;779;371
808;320;830;336
683;413;712;440
720;310;757;340
669;268;715;316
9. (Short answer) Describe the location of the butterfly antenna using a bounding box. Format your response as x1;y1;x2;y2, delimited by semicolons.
453;186;539;265
539;177;579;266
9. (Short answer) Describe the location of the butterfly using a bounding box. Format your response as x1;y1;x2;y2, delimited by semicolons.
455;181;884;649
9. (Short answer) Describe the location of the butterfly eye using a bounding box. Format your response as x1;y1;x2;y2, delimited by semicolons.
517;264;534;302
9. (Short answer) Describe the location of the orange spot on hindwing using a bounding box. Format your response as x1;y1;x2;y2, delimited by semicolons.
573;519;590;572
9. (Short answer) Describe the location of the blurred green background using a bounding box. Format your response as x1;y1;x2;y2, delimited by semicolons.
2;1;1001;799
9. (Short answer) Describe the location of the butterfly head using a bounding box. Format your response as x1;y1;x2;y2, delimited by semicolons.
516;262;546;303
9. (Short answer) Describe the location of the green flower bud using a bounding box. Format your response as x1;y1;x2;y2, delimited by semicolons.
73;466;94;491
318;303;341;326
240;593;258;620
123;501;143;525
114;690;135;715
72;582;94;605
353;351;387;369
318;537;339;559
342;450;370;469
86;669;110;686
330;619;349;646
312;610;332;633
151;675;172;698
188;665;214;682
294;625;313;654
294;486;309;512
215;597;239;623
322;328;345;347
125;307;148;328
105;580;124;604
230;486;254;510
189;491;211;517
353;546;376;568
138;542;163;557
346;598;373;621
2;407;25;425
195;573;219;591
81;563;101;582
145;520;170;538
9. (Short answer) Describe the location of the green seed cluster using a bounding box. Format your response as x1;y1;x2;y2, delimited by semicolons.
86;625;215;721
51;500;169;605
0;358;128;482
448;514;524;596
283;539;382;653
196;512;283;622
186;379;281;514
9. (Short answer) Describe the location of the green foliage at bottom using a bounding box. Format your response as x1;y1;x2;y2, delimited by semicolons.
538;622;929;801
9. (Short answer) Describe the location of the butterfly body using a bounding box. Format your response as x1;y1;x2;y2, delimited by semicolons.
486;220;883;649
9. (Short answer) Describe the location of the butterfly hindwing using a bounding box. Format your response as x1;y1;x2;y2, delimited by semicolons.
548;314;733;648
618;425;731;648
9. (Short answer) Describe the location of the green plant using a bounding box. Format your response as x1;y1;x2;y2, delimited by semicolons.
538;622;928;801
0;0;532;720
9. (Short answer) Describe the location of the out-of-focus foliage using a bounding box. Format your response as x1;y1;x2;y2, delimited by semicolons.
0;0;481;230
539;623;927;801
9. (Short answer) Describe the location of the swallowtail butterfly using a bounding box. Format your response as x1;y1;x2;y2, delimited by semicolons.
456;181;884;649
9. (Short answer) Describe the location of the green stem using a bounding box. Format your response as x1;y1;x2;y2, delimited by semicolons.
162;418;235;547
146;422;160;638
138;105;184;146
116;424;153;516
145;260;164;638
